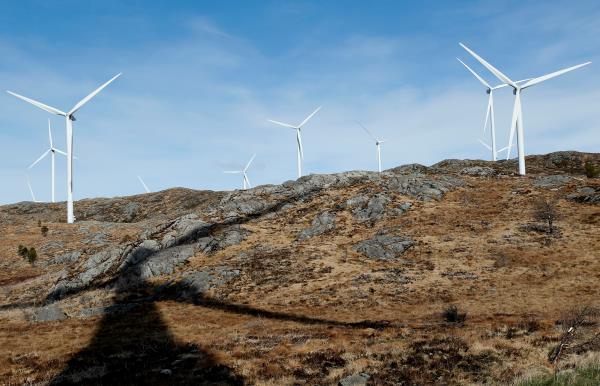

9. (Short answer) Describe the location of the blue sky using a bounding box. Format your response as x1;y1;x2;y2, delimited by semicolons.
0;0;598;204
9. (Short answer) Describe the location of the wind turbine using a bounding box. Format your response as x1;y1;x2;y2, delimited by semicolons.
8;73;121;223
458;58;531;161
28;120;68;203
460;43;590;175
268;106;321;178
25;174;39;203
137;176;150;193
357;122;385;172
457;58;509;161
224;154;256;190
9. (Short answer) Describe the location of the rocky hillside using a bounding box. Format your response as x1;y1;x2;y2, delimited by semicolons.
1;151;599;385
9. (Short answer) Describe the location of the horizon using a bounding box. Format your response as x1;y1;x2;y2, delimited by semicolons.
4;148;592;205
1;1;599;204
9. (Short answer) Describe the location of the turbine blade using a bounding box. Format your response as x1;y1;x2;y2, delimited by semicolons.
506;96;520;160
7;91;66;116
298;106;321;128
483;96;491;135
267;119;297;129
496;146;509;153
223;171;242;174
29;149;51;169
515;78;532;84
459;43;516;87
244;173;251;188
68;73;122;115
244;153;256;172
357;121;377;142
54;149;68;157
48;119;53;148
521;62;591;89
137;175;150;193
491;83;510;90
297;130;304;160
457;58;491;88
478;139;492;151
26;175;36;202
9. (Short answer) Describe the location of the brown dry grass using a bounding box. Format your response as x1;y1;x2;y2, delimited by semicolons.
0;172;599;385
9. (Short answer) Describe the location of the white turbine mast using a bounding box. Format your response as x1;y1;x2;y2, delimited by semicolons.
28;119;68;203
268;106;321;178
137;176;150;193
460;43;590;175
357;121;385;172
224;153;256;190
25;174;39;203
8;73;121;223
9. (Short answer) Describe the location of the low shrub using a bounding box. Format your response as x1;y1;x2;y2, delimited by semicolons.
17;245;28;258
584;161;599;178
443;305;467;324
27;248;37;265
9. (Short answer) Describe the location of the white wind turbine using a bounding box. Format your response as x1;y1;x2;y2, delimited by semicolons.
460;43;591;175
137;176;150;193
457;58;513;161
8;73;121;223
357;122;385;172
268;106;321;178
28;119;68;203
224;154;256;190
26;174;39;203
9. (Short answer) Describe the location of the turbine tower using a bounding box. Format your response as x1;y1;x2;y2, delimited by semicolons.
268;106;321;178
460;43;590;175
137;176;150;193
28;120;68;203
224;154;256;190
357;122;385;172
8;73;121;223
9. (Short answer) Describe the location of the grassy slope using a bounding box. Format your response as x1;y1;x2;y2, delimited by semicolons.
1;154;599;385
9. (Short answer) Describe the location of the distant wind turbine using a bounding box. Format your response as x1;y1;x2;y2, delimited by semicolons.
26;174;39;203
357;122;385;172
8;73;121;222
137;176;150;193
268;106;321;178
224;154;256;190
28;119;68;203
460;43;591;175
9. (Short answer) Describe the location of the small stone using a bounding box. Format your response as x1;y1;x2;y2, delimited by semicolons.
339;372;370;386
28;304;67;322
460;166;497;177
533;175;572;189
